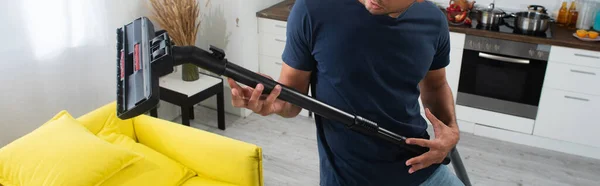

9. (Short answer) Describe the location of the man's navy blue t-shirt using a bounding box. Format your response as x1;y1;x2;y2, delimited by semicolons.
281;0;451;185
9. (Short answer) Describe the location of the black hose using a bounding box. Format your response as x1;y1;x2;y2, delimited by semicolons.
451;147;471;186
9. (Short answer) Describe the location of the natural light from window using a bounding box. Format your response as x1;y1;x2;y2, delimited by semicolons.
21;0;107;60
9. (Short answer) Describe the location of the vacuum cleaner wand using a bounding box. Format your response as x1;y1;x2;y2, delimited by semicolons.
172;45;451;165
117;17;469;185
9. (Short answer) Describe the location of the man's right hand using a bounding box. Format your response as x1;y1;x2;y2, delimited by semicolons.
227;77;284;116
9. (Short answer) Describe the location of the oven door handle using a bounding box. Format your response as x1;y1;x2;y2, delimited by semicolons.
479;53;530;64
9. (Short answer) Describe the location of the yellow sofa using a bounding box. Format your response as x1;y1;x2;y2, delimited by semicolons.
0;102;263;186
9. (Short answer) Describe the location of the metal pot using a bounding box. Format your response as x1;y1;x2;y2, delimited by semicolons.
512;11;552;32
476;2;506;26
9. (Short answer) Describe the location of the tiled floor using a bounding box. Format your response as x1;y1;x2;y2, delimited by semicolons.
175;106;600;186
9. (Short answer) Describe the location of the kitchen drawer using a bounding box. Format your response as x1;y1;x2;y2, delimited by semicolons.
259;32;287;58
259;55;283;81
450;32;465;49
456;105;535;134
258;18;287;36
534;88;600;148
549;46;600;68
543;62;600;96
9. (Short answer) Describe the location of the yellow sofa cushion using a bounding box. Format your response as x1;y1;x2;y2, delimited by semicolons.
100;133;197;186
0;111;142;186
76;102;137;141
181;177;238;186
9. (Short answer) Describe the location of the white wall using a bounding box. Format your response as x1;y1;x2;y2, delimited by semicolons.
0;0;182;147
193;0;284;117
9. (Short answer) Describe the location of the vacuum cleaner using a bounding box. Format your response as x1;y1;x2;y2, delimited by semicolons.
115;17;471;186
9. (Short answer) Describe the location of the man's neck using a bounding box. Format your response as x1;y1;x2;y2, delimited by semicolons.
388;12;402;18
390;1;417;18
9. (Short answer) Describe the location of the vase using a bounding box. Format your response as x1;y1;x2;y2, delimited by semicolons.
182;63;199;81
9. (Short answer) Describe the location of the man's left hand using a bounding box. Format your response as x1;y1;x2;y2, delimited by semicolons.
405;108;459;174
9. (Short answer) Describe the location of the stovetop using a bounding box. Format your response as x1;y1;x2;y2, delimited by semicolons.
466;17;553;39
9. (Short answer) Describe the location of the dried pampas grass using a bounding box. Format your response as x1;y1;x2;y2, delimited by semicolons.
148;0;203;46
149;0;209;81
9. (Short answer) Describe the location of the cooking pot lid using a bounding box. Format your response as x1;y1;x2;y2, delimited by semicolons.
482;8;504;13
481;3;504;14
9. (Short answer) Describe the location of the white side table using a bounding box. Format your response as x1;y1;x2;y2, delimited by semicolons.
150;72;225;129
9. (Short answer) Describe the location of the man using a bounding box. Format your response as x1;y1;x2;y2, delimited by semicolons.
227;0;462;185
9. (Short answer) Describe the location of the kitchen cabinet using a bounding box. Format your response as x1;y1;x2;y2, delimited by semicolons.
259;55;284;81
258;32;287;59
534;47;600;148
447;32;466;102
543;62;600;96
457;104;535;134
548;46;600;68
534;88;600;148
257;18;286;79
258;17;288;35
257;18;310;117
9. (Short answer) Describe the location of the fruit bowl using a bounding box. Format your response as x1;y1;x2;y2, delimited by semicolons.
446;0;474;25
447;10;469;25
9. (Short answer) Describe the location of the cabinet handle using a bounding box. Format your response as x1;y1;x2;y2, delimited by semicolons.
570;69;596;76
564;95;590;102
275;24;287;28
274;38;286;43
275;62;282;65
574;53;600;59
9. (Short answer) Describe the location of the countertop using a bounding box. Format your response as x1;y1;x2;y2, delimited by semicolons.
256;0;600;52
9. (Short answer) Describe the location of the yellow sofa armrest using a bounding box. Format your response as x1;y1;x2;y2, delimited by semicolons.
133;115;263;186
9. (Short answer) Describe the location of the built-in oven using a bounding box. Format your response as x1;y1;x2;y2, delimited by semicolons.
456;35;550;133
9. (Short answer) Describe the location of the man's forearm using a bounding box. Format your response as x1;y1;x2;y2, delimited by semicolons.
421;83;458;130
277;102;303;118
274;64;312;118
